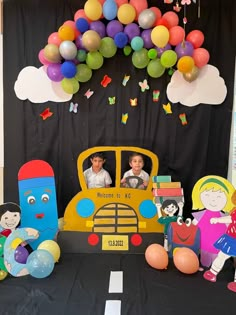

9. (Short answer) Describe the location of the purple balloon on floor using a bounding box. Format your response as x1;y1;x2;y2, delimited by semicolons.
14;246;29;264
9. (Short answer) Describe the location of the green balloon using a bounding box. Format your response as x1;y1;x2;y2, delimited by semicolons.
147;59;165;78
160;50;177;68
99;37;117;58
61;78;80;94
148;48;157;60
123;45;132;56
77;49;87;62
75;64;92;82
132;48;150;69
86;51;104;70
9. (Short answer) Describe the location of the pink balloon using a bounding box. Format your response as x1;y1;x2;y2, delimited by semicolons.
74;9;91;23
48;32;62;47
186;30;204;48
115;0;128;6
129;0;148;20
168;26;185;46
162;11;179;28
38;49;51;65
193;48;210;68
150;6;162;25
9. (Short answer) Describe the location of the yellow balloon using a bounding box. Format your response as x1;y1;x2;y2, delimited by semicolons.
151;26;169;48
44;44;61;63
117;4;136;25
0;270;8;281
84;0;102;21
82;30;101;52
177;56;195;73
38;240;61;263
61;78;80;94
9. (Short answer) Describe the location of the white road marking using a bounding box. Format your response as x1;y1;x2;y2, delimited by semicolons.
108;271;123;293
104;300;121;315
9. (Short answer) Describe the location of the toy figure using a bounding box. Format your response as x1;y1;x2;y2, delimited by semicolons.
18;160;58;250
0;202;21;237
167;217;200;258
203;204;236;292
121;152;149;189
156;200;184;251
192;175;235;267
83;152;112;188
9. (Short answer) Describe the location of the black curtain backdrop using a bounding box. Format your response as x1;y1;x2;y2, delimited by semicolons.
3;0;236;218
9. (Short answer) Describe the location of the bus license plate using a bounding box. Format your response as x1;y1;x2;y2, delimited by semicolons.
102;235;129;251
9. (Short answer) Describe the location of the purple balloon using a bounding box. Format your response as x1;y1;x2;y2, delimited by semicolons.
47;63;64;82
106;20;123;39
141;29;154;49
155;43;172;58
124;23;140;42
15;246;29;264
75;34;87;50
175;41;194;59
90;21;106;38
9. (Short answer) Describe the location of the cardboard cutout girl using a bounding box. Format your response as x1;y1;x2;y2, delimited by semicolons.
192;175;235;267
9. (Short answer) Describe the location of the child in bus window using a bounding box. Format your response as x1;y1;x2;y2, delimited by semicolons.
121;152;149;189
83;152;112;188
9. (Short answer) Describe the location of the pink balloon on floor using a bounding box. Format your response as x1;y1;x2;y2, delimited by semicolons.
145;243;168;270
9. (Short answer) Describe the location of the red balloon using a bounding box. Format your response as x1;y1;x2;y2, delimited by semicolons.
168;26;185;46
129;0;148;20
156;17;170;29
145;243;168;270
193;47;210;68
162;11;179;28
150;6;162;25
186;30;204;48
173;247;199;274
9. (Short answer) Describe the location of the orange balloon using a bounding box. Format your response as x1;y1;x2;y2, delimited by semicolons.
145;243;168;270
173;247;199;274
177;56;195;73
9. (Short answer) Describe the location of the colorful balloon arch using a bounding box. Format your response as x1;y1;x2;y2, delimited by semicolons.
38;0;210;95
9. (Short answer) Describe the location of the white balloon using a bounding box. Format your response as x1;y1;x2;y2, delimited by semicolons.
138;9;156;29
59;41;77;60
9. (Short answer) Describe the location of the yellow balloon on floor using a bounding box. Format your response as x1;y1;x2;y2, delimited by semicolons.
38;240;61;263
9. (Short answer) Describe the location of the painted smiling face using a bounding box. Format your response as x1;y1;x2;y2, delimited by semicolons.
0;211;20;230
167;217;200;257
18;160;58;250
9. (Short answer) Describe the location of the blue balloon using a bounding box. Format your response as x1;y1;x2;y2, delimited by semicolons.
27;249;54;279
61;61;77;78
103;0;118;21
114;32;128;49
75;18;89;33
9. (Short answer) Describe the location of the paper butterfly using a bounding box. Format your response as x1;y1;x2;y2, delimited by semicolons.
153;90;160;102
173;2;181;12
163;103;172;114
183;17;188;24
108;96;116;105
122;74;130;86
181;0;191;5
101;75;112;87
40;108;53;120
130;98;137;107
179;113;188;125
84;89;94;99
139;79;149;92
69;102;78;113
121;113;128;125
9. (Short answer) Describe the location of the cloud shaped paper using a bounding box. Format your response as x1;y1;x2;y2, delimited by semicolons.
166;65;227;107
14;66;72;103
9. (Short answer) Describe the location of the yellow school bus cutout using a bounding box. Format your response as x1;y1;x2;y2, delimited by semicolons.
63;146;164;253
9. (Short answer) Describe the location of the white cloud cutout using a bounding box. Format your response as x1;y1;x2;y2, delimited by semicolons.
166;64;227;107
14;66;72;103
